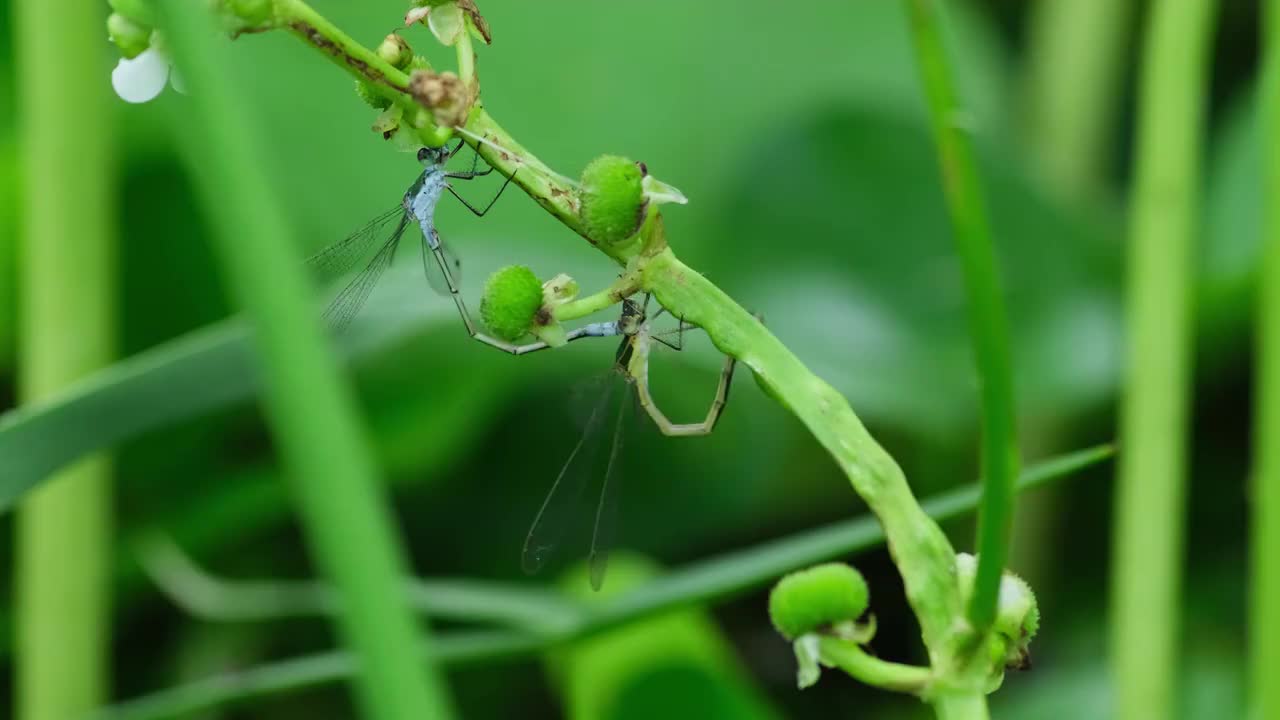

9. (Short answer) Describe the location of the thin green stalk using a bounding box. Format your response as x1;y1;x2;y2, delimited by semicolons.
156;3;454;719
904;0;1019;639
816;637;932;693
13;0;115;718
95;444;1113;720
1024;0;1134;199
1112;2;1217;719
1254;2;1280;716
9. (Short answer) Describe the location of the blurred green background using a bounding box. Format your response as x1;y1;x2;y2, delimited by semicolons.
0;0;1265;717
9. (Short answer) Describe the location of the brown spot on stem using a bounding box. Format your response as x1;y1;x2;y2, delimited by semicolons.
290;21;409;93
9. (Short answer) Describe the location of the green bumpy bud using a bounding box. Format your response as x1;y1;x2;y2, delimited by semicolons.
107;12;151;59
579;155;645;245
481;265;545;341
769;563;870;641
355;79;391;110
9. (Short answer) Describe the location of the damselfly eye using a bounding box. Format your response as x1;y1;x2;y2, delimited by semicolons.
636;161;648;177
417;147;431;163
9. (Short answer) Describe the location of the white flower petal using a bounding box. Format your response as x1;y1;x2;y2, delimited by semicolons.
168;67;187;95
112;47;169;104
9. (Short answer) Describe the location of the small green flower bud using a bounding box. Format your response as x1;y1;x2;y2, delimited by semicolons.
227;0;271;25
481;265;545;341
109;0;155;27
108;12;151;60
769;563;870;641
542;273;579;306
579;155;646;245
955;553;1039;669
377;33;413;69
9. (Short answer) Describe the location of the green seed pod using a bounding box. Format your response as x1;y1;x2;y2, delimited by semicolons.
355;79;391;110
107;12;151;60
579;155;645;245
769;563;870;641
480;265;545;342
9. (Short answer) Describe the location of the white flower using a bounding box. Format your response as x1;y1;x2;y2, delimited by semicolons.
111;47;184;104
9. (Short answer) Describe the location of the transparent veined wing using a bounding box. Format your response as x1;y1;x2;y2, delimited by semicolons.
306;205;404;279
587;384;639;591
305;207;411;332
523;370;632;589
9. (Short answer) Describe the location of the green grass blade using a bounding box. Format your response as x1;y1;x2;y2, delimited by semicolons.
1024;0;1134;200
904;0;1020;635
1253;1;1280;716
156;2;454;718
13;0;116;717
1111;2;1218;718
93;445;1113;720
0;322;253;500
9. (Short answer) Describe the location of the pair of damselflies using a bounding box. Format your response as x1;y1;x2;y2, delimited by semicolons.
306;140;736;588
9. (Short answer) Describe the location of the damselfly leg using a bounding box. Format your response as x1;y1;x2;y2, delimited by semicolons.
521;295;740;589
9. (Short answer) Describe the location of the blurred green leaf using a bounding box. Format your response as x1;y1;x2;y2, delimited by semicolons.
721;106;1123;437
0;138;15;369
1201;85;1261;354
94;445;1111;719
549;554;779;720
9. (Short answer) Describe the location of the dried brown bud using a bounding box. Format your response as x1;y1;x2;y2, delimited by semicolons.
408;69;470;128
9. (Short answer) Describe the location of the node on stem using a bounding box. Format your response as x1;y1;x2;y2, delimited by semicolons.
955;552;1039;677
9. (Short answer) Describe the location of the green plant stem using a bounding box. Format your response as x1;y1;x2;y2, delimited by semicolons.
1255;2;1280;717
816;637;933;693
553;274;638;323
157;3;454;719
134;534;578;631
1112;1;1218;719
1024;0;1134;199
904;0;1019;642
639;246;961;656
278;0;449;147
933;693;989;720
95;445;1112;720
13;0;115;718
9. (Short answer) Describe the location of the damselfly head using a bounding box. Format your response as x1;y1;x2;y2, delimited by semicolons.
417;145;450;166
619;298;646;335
